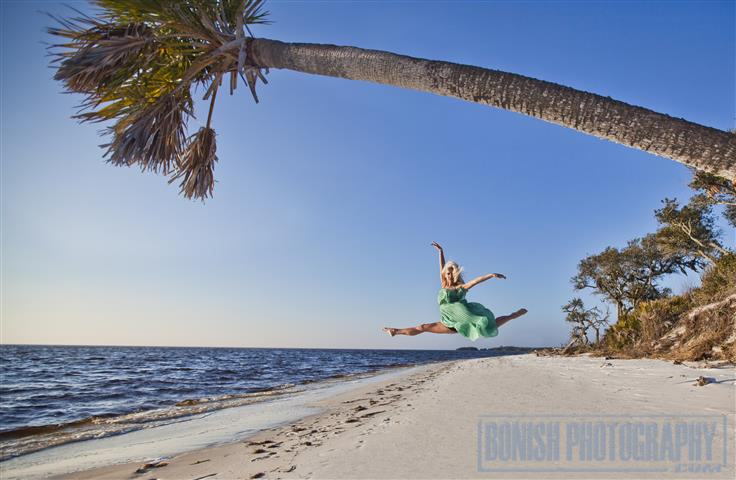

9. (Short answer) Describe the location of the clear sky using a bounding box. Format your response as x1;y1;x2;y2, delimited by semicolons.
1;0;734;349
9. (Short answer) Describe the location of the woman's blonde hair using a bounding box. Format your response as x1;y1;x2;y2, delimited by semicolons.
442;261;465;287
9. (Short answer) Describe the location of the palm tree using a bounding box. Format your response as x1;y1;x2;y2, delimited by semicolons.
48;0;736;200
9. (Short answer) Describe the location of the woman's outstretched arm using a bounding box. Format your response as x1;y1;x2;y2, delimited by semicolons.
462;272;506;290
431;242;446;286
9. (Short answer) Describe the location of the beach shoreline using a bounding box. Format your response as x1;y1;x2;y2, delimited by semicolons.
52;358;458;480
1;346;518;468
3;353;734;479
0;358;451;480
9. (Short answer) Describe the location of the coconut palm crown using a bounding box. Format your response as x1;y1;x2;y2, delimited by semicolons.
49;0;735;201
49;0;270;200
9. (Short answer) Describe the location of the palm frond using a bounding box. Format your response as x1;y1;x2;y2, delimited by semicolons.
103;90;193;173
49;17;156;94
169;127;218;200
47;0;270;200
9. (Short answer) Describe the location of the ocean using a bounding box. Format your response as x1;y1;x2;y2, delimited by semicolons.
0;344;519;461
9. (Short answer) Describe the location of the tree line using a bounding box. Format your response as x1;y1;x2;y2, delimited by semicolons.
563;171;735;349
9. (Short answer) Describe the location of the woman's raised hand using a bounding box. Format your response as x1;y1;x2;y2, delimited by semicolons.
431;241;443;252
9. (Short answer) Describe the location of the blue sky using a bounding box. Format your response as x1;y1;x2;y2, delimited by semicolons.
1;0;734;349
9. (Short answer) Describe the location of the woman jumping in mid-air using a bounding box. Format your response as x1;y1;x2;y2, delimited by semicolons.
382;242;527;341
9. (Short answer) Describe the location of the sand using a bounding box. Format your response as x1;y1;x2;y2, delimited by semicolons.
26;354;736;478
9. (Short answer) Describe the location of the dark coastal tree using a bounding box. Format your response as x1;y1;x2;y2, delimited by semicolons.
655;198;730;264
572;247;631;319
626;233;701;298
47;0;736;200
571;235;699;319
562;298;609;345
562;298;590;343
688;171;736;228
588;306;610;345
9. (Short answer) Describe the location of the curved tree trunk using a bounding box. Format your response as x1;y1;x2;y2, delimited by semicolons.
247;38;735;182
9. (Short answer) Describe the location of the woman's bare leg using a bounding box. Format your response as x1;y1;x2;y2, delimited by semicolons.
383;322;456;336
495;308;528;328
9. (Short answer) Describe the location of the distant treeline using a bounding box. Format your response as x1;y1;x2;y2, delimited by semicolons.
562;171;735;361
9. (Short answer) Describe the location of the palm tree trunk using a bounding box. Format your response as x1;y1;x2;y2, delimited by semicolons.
247;38;735;182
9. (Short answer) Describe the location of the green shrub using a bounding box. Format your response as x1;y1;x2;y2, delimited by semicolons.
637;295;693;346
695;253;736;303
603;312;641;350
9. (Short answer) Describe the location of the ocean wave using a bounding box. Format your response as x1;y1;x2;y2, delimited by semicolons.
0;383;303;461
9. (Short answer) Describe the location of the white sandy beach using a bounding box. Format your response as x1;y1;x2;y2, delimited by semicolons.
4;353;734;479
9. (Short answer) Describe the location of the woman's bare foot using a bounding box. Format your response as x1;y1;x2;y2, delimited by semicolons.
382;327;397;337
495;308;529;328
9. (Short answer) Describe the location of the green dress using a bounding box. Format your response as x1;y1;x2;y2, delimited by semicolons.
438;287;498;341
